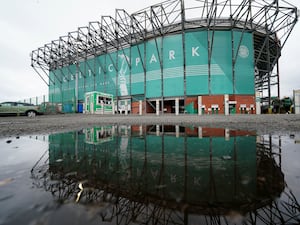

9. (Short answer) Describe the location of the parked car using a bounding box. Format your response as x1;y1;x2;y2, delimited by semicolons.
0;102;42;117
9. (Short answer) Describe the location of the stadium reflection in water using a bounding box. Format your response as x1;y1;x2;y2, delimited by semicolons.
31;125;299;225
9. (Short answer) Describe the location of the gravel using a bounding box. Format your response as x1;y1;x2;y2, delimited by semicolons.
0;113;300;138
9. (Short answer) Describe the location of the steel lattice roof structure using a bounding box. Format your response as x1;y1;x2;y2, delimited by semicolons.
31;0;298;102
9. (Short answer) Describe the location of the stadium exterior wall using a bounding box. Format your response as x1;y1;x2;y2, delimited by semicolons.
49;29;256;114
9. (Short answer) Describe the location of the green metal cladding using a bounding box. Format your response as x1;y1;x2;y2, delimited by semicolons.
49;30;254;104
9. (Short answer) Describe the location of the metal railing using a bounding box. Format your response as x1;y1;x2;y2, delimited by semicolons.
20;95;49;106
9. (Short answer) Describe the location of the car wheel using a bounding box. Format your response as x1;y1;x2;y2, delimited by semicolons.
27;110;36;117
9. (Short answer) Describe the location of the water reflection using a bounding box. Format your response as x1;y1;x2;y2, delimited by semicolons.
31;125;300;225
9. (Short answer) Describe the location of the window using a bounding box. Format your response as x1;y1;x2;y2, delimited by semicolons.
106;97;112;105
97;96;112;105
1;102;12;106
98;96;104;104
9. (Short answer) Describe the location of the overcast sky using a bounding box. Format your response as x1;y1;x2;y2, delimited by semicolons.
0;0;299;103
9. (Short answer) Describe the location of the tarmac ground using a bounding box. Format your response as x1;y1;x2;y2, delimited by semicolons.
0;113;300;138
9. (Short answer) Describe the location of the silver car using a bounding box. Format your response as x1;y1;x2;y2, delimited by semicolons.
0;102;42;117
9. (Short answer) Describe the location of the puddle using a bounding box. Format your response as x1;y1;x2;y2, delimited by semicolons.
0;125;299;225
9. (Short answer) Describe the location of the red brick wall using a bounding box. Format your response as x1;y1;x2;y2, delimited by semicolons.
185;97;198;106
185;126;198;136
131;95;255;115
230;130;256;136
131;101;147;114
187;128;255;137
202;128;225;137
202;95;225;114
230;95;255;114
131;101;140;114
131;125;146;134
185;97;198;113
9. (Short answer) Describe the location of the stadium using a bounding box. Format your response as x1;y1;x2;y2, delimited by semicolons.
31;0;298;115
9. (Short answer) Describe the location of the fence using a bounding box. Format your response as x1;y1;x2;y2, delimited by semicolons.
20;95;49;106
19;95;82;114
19;95;62;114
